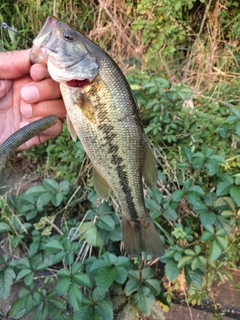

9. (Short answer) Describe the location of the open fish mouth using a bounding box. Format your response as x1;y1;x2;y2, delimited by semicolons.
30;17;57;63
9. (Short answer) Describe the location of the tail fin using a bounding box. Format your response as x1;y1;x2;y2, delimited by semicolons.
122;217;164;257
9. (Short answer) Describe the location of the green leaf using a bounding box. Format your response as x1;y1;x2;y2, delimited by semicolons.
137;286;154;315
177;255;194;268
199;210;216;226
0;268;16;299
165;260;181;281
230;186;240;206
52;193;63;207
43;178;59;191
216;236;228;251
163;206;177;220
235;120;240;136
141;267;154;280
0;222;11;232
36;192;53;210
44;240;64;252
125;278;140;296
115;266;128;284
56;277;71;296
24;272;34;286
204;192;217;206
86;225;104;247
90;260;110;273
16;268;32;281
191;257;201;271
171;190;185;202
189;185;205;195
95;267;117;294
115;256;129;267
67;283;82;311
97;215;115;231
73;274;92;288
144;279;161;296
209;240;222;262
216;181;231;196
95;300;113;320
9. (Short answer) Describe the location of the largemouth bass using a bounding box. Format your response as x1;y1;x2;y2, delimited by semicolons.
30;16;164;256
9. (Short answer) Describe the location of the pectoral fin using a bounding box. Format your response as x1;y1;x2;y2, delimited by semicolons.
93;167;111;201
66;114;78;142
142;134;158;188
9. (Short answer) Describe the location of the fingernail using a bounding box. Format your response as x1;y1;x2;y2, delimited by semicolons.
20;121;30;128
21;85;39;102
20;103;32;117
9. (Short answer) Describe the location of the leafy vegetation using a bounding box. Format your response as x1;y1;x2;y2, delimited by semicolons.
1;0;240;319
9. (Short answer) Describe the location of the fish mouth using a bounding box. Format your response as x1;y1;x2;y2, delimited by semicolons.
30;16;58;64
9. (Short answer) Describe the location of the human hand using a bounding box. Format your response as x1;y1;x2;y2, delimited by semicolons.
0;49;66;150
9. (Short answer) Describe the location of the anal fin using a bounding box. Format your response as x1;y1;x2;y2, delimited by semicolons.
93;167;111;201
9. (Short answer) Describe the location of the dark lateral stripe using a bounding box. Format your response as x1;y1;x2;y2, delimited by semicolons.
98;116;140;228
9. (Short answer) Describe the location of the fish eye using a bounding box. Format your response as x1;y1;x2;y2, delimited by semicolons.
62;30;76;41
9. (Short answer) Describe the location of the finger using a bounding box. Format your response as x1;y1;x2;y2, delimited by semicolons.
0;50;31;79
20;99;66;119
18;118;63;150
30;64;50;81
21;78;61;103
0;80;12;99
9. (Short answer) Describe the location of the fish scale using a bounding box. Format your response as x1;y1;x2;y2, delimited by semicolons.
30;16;164;256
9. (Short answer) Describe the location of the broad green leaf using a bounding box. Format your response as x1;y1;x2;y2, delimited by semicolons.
163;206;177;220
95;300;113;320
43;178;59;191
97;215;115;231
44;240;64;252
9;298;27;319
0;268;16;299
92;287;106;302
24;272;34;286
144;279;161;296
184;249;195;256
86;225;104;247
181;146;192;161
171;190;185;202
56;277;71;296
16;268;32;281
216;236;228;251
90;260;110;273
36;192;53;210
141;267;154;280
209;240;222;262
199;210;216;226
189;185;205;195
0;222;11;232
115;266;128;284
235;120;240;136
204;192;217;206
216;181;231;196
71;263;83;274
128;269;140;280
58;269;71;277
52;193;63;207
177;256;193;268
103;252;118;265
115;256;129;267
67;282;82;311
230;186;240;206
125;278;140;296
95;267;117;293
137;286;154;315
191;257;201;270
165;260;181;281
73;273;92;288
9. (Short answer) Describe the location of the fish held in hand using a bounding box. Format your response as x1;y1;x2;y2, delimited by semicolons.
31;16;164;257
